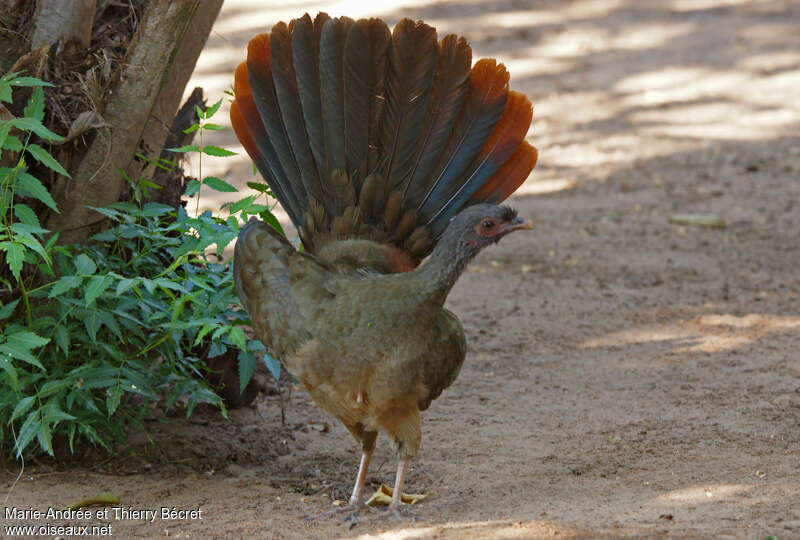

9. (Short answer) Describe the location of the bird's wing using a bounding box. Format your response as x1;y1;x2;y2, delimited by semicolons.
418;308;467;411
234;218;345;360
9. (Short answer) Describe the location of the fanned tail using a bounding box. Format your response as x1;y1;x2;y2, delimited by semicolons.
231;13;537;266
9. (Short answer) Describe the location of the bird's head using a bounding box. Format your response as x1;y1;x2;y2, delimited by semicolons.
445;203;532;255
419;203;532;299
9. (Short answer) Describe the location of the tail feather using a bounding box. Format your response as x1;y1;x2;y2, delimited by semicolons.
403;35;472;203
344;18;391;187
233;62;303;225
379;19;439;192
246;34;308;215
319;16;354;179
271;21;324;204
291;13;329;182
230;100;271;185
416;59;509;222
470;140;538;204
426;90;532;233
232;14;536;266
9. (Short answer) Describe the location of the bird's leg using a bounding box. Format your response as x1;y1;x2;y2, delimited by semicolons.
386;459;409;518
348;447;373;505
305;430;377;525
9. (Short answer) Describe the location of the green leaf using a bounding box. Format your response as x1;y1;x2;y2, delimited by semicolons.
184;179;201;197
84;311;100;343
13;234;51;267
260;210;285;236
205;98;223;118
10;396;36;423
98;311;122;340
202;145;236;157
84;275;112;306
192;322;217;346
0;241;24;281
0;344;44;370
106;386;122;416
243;204;268;215
248;340;266;351
12;203;40;227
0;298;20;320
23;86;44;121
27;143;70;177
228;326;247;351
6;330;49;350
73;253;97;275
0;122;10;151
14;410;40;457
86;205;121;220
41;400;75;423
9;117;62;142
263;352;281;382
116;278;136;296
182;124;200;134
229;195;255;214
0;357;18;391
238;350;256;393
53;324;69;354
167;144;199;153
37;421;54;456
9;76;55;88
38;379;71;398
246;181;269;193
201;123;226;131
49;275;82;297
15;170;59;211
3;134;23;152
10;221;47;238
203;176;237;193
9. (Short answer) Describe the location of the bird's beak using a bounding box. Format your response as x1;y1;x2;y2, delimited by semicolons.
501;217;533;234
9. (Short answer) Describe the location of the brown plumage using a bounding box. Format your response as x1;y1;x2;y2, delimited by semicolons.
231;13;537;518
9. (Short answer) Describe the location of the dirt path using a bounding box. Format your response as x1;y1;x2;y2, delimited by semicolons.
3;1;799;538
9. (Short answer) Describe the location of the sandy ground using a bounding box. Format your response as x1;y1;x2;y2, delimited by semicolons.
3;0;800;538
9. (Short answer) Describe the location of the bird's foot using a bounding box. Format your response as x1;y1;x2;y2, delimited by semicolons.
380;504;416;522
303;500;373;528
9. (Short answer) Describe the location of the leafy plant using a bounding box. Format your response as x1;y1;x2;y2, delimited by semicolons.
0;78;282;458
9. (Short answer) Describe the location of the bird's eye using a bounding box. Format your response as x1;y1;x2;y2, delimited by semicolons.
481;219;495;230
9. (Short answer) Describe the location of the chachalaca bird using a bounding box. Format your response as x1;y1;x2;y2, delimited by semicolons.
231;13;537;518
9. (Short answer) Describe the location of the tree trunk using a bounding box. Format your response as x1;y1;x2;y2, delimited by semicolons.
31;0;96;51
45;0;223;243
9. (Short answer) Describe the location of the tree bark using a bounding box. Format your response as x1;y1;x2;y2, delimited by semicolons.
31;0;96;51
129;1;222;203
46;0;222;243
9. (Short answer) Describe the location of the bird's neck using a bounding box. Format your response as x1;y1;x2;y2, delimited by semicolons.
413;232;479;305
